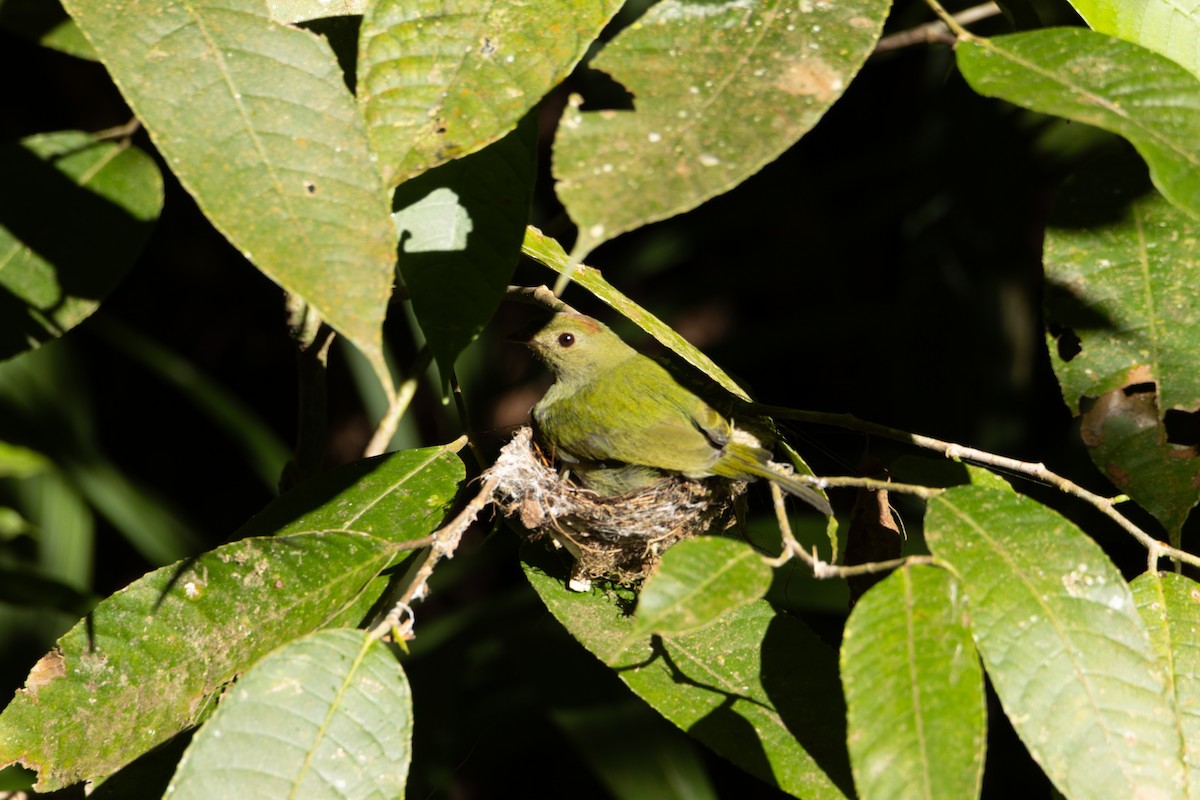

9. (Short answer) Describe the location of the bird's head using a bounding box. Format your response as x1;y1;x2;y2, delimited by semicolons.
512;312;634;380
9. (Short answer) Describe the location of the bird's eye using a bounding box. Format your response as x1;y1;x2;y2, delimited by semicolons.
557;333;575;347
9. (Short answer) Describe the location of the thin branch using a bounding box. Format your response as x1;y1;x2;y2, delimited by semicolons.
93;117;142;141
817;474;944;499
762;482;935;576
754;405;1200;571
506;284;576;314
364;346;432;458
922;0;982;39
874;2;999;53
368;475;499;643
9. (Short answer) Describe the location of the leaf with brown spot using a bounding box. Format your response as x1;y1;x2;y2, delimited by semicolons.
1044;158;1200;540
0;445;463;791
1081;387;1200;538
554;0;889;259
0;532;399;791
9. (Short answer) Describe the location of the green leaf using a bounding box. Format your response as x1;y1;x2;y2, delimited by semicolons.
237;443;464;542
1065;0;1200;80
0;443;460;790
0;532;399;791
554;0;888;258
524;546;853;800
165;629;412;800
926;470;1183;800
634;537;772;638
1044;164;1200;537
393;114;536;384
842;565;986;800
267;0;365;23
0;132;162;362
956;28;1200;220
1132;571;1200;799
15;471;94;591
0;0;96;59
0;507;34;541
0;442;49;478
59;0;399;393
359;0;621;188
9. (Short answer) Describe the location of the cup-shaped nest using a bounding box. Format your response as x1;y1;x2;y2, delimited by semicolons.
488;427;744;588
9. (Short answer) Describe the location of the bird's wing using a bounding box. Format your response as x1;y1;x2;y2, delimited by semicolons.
537;357;725;473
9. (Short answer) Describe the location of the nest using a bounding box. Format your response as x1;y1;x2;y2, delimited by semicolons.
487;427;744;588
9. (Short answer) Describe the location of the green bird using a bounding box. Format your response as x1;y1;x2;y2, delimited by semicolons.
517;312;831;515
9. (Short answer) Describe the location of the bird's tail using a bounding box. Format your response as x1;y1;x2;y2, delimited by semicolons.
718;441;832;515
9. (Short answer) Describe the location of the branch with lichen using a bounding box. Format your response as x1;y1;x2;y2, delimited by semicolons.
369;469;500;644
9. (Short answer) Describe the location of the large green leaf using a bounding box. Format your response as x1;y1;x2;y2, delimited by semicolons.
926;469;1183;800
957;28;1200;220
524;546;853;800
0;444;462;791
0;532;398;791
165;629;412;800
1044;165;1200;538
59;0;398;392
0;132;162;362
1132;571;1200;799
1065;0;1200;80
359;0;621;188
841;566;985;800
392;114;536;383
553;0;889;259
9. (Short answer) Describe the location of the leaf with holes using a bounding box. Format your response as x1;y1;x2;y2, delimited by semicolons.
1044;161;1200;538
